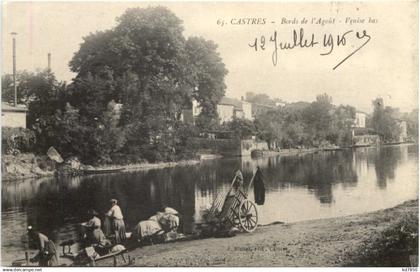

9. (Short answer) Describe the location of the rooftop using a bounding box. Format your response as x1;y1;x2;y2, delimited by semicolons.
1;102;28;112
219;97;243;110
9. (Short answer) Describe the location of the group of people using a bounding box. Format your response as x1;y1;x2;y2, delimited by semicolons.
84;198;127;246
27;198;127;267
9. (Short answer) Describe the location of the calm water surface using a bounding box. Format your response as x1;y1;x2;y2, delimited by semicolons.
2;144;418;264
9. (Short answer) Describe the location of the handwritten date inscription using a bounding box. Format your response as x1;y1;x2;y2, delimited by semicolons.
249;28;371;70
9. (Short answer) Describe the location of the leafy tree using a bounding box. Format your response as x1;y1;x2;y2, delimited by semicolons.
1;70;67;153
402;109;418;141
2;71;38;104
67;6;227;162
223;118;256;140
329;105;356;146
303;93;334;145
370;98;401;142
186;37;228;129
246;92;276;107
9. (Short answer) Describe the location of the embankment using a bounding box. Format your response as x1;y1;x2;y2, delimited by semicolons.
1;153;200;182
1;153;55;181
98;199;418;267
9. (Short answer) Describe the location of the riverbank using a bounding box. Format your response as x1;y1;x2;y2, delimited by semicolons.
99;199;418;267
1;153;200;182
1;153;55;182
0;147;324;182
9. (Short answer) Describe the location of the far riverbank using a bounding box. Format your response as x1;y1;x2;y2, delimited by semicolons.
1;153;200;182
1;147;321;182
2;142;416;182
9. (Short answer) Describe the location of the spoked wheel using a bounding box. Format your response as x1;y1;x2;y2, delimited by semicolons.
238;199;258;233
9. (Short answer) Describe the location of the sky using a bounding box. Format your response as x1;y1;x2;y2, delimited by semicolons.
2;1;418;113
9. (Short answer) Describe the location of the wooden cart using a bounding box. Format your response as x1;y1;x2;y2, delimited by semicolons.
208;170;259;233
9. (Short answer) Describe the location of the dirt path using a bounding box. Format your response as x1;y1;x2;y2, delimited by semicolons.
96;199;418;267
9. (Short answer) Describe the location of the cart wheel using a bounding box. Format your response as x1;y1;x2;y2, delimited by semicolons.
239;199;258;233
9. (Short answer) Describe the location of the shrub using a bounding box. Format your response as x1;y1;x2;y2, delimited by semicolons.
2;127;36;154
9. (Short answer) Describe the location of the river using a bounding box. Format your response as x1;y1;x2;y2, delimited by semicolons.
1;144;418;265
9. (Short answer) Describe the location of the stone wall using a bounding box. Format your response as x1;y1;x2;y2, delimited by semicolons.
192;138;268;157
240;139;269;156
352;134;380;146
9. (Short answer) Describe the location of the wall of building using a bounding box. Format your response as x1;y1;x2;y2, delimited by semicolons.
240;139;269;156
191;138;268;157
192;99;202;117
398;121;407;142
1;111;26;128
242;101;253;120
217;104;234;124
191;138;242;156
354;112;366;128
181;109;194;124
352;135;380;147
234;109;244;119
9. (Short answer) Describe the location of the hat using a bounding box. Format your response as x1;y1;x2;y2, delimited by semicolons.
88;209;99;216
27;225;34;233
110;199;118;204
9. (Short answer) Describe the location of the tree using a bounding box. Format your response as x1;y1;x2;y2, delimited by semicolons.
186;37;228;129
329;105;356;146
68;7;227;162
370;98;401;143
1;70;67;153
2;71;37;104
223;118;256;140
303;93;334;145
246;92;276;107
403;109;419;141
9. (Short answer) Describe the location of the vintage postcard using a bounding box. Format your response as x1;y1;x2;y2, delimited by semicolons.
1;1;418;269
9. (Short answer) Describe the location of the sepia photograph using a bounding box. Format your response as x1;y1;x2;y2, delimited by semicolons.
1;0;419;268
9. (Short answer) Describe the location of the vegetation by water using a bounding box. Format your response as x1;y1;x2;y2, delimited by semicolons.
2;6;418;166
344;201;419;267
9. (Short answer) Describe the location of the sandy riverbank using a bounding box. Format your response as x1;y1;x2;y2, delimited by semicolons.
97;199;418;267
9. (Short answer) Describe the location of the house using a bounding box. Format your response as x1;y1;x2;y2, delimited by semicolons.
217;103;235;123
397;120;407;142
217;97;253;123
187;97;253;125
1;102;27;128
354;111;367;128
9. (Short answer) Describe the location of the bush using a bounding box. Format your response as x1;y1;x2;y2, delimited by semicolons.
2;127;36;154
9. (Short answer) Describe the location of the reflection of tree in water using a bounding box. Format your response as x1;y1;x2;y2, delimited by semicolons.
374;147;401;189
258;150;358;204
25;167;200;241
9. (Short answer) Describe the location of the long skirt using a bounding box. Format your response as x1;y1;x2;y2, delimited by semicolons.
39;240;60;266
104;216;113;237
113;219;127;244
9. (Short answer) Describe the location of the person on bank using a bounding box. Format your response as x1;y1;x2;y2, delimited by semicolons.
27;226;60;266
105;199;127;244
85;209;109;246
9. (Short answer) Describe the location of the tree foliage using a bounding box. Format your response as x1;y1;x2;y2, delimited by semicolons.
252;94;357;148
58;6;226;163
370;98;402;143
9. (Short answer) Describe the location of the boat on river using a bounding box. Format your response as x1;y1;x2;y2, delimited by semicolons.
83;167;126;175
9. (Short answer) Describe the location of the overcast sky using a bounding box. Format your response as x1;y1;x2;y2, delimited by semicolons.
2;1;418;113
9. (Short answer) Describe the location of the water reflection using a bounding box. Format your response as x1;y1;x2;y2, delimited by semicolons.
2;145;418;265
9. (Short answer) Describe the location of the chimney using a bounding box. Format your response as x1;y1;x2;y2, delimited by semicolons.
47;53;51;71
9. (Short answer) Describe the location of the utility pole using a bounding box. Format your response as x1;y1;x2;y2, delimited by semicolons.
48;52;51;71
11;32;17;107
